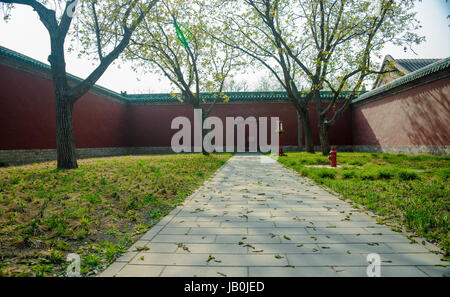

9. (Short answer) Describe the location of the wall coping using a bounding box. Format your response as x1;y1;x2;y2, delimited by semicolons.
0;45;129;104
352;57;450;107
0;45;357;105
2;45;448;108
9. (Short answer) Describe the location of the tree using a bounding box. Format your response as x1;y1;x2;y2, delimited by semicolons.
0;0;157;169
211;0;423;154
126;0;241;154
289;0;423;155
255;71;285;92
224;79;249;92
210;0;317;153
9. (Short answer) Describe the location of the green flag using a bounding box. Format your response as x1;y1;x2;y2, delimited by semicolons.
173;17;191;50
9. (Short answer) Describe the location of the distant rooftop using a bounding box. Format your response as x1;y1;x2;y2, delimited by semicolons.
395;58;441;73
373;55;446;89
354;56;450;105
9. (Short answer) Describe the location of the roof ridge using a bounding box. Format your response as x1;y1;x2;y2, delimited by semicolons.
126;90;357;95
0;45;366;103
354;56;450;105
125;90;361;103
395;58;441;62
0;44;128;102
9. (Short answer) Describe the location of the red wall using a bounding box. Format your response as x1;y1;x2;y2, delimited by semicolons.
127;104;191;147
0;60;353;151
73;95;128;149
352;77;450;147
0;64;56;149
2;52;449;154
127;102;352;148
307;103;353;146
127;103;301;148
0;64;128;150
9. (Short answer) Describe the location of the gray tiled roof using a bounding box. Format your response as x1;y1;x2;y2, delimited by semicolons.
124;91;358;103
353;57;450;105
395;58;441;73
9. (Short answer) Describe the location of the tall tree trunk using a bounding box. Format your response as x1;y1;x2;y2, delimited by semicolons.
291;97;314;153
315;93;331;156
55;95;78;169
301;111;315;153
49;36;78;169
297;110;303;151
313;90;329;156
319;121;330;156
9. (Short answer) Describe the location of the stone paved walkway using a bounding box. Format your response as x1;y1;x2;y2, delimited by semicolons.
101;154;448;277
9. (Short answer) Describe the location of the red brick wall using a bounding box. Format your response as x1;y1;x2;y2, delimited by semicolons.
307;103;353;146
73;95;128;149
0;64;56;149
352;77;450;147
0;61;353;151
127;102;353;148
0;63;128;150
127;103;300;148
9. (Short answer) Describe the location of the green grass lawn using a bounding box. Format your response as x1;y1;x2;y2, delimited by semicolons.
277;152;450;256
0;153;231;277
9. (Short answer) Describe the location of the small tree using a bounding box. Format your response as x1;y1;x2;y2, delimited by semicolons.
289;0;424;155
210;0;317;153
255;72;285;92
211;0;423;154
126;0;241;154
0;0;157;168
224;79;249;92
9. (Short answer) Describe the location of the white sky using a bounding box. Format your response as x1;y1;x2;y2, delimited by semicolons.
0;0;449;94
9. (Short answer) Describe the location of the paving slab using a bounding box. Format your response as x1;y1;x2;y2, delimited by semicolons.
161;266;248;277
334;266;429;277
174;243;249;254
249;266;338;277
100;154;447;277
115;265;165;277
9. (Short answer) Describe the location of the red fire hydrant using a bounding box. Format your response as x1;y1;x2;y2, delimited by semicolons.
328;147;337;167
